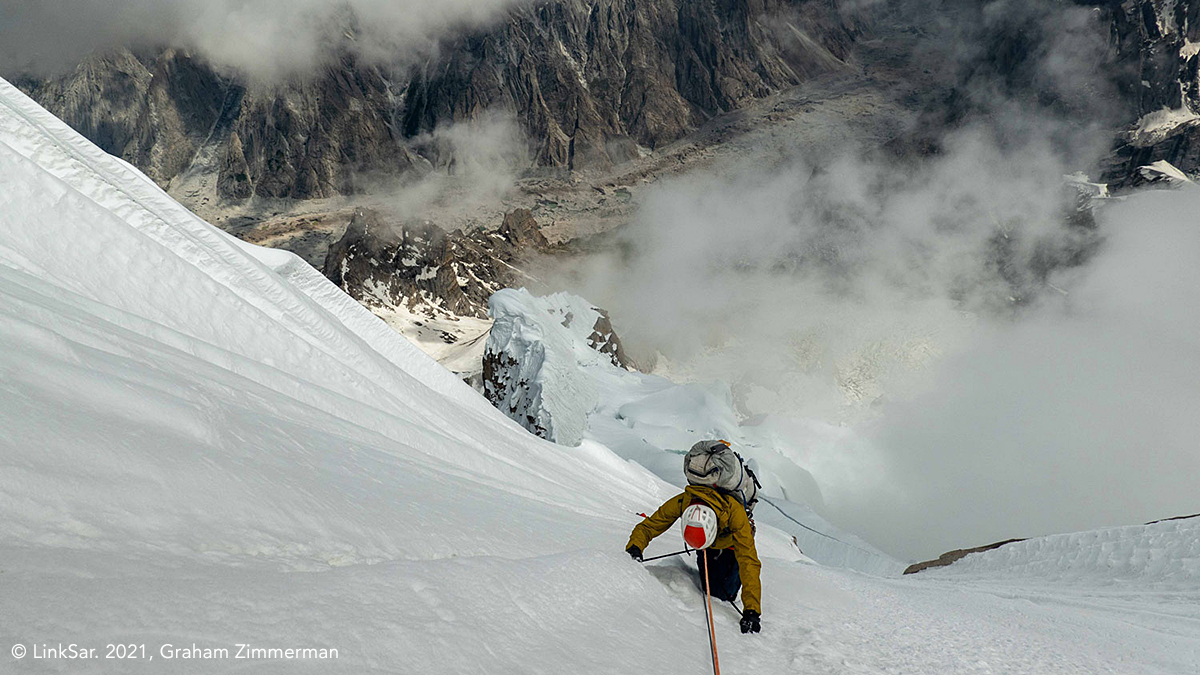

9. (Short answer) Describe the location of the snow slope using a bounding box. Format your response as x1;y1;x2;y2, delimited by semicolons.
0;74;658;564
0;72;794;673
2;77;1198;674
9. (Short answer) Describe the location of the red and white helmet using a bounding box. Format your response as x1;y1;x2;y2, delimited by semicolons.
680;502;718;549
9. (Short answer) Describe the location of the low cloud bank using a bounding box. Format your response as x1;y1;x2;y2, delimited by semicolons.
551;0;1190;561
570;137;1199;560
0;0;525;80
848;189;1200;558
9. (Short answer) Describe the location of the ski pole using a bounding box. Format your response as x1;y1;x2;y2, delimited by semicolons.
638;548;692;562
701;552;722;675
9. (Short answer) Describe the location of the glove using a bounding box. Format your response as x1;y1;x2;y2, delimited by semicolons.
626;545;643;562
740;610;761;634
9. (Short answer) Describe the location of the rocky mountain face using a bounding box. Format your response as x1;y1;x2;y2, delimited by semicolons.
324;204;632;392
325;207;549;320
14;0;1200;207
889;0;1200;184
220;56;426;200
402;0;865;171
16;49;229;190
17;49;424;204
1098;0;1200;186
13;0;868;204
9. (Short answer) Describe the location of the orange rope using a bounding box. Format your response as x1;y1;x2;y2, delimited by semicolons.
701;553;721;675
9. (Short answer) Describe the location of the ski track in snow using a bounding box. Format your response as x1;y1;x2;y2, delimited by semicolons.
0;77;1198;673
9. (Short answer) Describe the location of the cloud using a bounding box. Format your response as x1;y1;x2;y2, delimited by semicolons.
568;131;1200;561
0;0;526;80
551;0;1193;560
568;123;1093;410
375;110;529;223
846;188;1200;559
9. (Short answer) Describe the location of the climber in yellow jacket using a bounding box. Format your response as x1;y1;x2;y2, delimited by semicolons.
626;483;763;634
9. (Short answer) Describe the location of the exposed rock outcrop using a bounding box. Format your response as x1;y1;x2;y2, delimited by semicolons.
19;49;229;188
497;208;551;251
585;308;631;369
223;56;425;200
400;0;865;171
15;49;423;201
903;538;1026;575
889;0;1200;184
1145;512;1200;525
906;512;1200;576
323;208;544;319
19;0;1200;197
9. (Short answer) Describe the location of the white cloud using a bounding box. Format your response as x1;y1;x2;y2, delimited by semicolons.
0;0;527;80
847;188;1200;559
545;0;1182;561
567;133;1200;560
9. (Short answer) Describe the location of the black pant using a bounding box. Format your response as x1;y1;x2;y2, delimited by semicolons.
696;548;741;603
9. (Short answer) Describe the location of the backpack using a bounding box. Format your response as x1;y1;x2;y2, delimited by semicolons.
683;440;760;515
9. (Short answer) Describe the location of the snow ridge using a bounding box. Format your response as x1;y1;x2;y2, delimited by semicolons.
926;516;1200;587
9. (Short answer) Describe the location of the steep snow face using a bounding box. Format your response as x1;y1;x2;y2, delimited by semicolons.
0;76;830;673
0;76;674;564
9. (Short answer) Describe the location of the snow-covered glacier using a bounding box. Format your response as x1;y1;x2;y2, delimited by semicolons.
1;77;1198;674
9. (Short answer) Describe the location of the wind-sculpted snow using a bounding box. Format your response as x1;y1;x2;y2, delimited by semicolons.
925;517;1200;587
484;289;608;445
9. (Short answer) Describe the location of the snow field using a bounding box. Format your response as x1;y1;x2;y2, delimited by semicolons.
1;75;1198;674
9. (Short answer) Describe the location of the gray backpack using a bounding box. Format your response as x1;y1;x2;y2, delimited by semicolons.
684;440;760;514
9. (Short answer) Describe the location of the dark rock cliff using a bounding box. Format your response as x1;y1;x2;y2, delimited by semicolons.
18;0;1196;197
1096;0;1200;185
21;49;229;188
889;0;1200;183
400;0;864;171
14;0;867;201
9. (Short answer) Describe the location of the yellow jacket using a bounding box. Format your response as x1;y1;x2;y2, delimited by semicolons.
626;485;762;614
